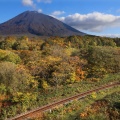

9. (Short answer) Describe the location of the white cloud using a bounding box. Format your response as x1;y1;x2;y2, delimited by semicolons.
51;11;65;16
22;0;44;12
102;34;120;38
38;9;42;13
59;12;120;32
22;0;35;7
37;0;52;3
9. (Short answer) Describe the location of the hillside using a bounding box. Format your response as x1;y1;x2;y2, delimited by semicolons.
0;11;85;37
0;35;120;119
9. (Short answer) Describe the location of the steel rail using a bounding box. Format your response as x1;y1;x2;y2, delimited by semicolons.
8;82;120;120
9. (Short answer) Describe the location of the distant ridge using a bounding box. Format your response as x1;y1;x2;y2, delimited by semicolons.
0;11;86;37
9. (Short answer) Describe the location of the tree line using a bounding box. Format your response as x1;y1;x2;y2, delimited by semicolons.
0;35;120;119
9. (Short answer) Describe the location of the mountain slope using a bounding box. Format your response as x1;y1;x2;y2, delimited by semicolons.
0;11;85;37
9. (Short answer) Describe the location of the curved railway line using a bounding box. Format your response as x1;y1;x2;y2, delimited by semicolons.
8;82;120;120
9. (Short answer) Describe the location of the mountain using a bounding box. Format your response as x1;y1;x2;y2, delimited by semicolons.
0;11;85;37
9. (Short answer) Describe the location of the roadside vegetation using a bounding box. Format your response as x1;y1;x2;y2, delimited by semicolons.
42;86;120;120
0;35;120;119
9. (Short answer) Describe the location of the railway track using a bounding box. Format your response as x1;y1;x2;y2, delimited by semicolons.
8;82;120;120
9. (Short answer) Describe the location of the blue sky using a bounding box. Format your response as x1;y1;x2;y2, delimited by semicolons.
0;0;120;37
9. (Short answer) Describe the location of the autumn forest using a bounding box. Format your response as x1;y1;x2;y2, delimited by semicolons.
0;35;120;119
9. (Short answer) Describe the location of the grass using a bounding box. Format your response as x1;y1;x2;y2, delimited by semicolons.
36;73;120;107
77;91;120;120
1;73;120;119
42;85;120;120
